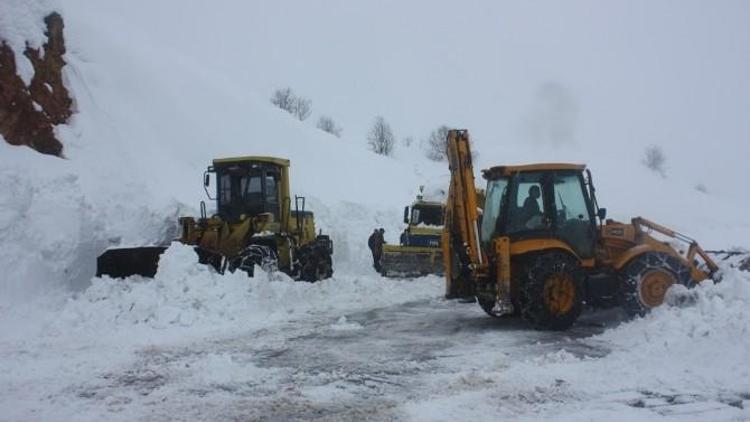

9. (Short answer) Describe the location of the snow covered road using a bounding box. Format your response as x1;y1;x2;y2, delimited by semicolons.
32;297;616;421
4;256;749;422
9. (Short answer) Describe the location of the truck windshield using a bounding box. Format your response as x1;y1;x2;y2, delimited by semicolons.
412;205;443;226
481;178;509;243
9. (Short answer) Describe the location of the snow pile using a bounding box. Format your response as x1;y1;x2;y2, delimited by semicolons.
404;261;750;421
0;0;429;304
0;143;182;305
0;0;59;84
56;243;443;336
591;265;750;392
330;316;364;331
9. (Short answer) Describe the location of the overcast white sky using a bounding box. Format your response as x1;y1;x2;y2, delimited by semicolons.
99;0;749;178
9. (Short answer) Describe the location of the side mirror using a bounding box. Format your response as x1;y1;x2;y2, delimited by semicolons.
403;206;410;224
204;173;210;187
597;208;607;220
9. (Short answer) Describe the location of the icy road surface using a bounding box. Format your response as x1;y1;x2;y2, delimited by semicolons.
62;303;746;422
67;301;624;422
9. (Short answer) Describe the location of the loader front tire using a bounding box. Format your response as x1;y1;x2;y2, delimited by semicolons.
619;252;695;317
521;252;584;331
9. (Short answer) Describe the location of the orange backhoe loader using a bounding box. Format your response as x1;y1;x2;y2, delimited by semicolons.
443;129;717;330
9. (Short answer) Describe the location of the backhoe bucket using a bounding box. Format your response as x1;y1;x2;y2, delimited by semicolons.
380;245;443;278
96;247;167;279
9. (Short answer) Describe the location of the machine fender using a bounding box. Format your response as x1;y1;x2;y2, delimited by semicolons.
612;243;678;271
509;239;581;262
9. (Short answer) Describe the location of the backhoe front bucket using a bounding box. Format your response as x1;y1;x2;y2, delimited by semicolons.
96;247;168;279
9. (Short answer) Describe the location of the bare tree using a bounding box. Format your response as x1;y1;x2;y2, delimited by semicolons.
425;125;451;161
367;116;395;156
270;87;312;121
402;136;414;147
642;145;667;177
292;97;312;121
316;115;342;137
270;87;295;113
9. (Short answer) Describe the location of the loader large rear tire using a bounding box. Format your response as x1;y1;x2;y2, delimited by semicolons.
300;249;333;282
520;252;584;331
619;252;695;317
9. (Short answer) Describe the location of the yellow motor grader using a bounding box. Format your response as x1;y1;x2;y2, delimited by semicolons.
443;129;717;330
97;156;333;281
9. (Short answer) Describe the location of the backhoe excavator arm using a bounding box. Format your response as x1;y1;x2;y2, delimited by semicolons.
443;130;486;297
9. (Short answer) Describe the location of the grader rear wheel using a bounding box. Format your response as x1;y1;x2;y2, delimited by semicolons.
298;244;333;282
521;252;584;331
619;252;695;317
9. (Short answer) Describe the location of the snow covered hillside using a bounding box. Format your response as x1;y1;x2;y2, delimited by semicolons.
1;1;749;421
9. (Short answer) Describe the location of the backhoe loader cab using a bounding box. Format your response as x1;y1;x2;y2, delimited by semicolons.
443;129;717;330
480;165;598;259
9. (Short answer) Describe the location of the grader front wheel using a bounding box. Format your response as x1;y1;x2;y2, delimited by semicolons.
298;243;333;282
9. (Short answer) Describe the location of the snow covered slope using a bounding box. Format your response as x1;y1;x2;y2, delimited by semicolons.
2;0;747;305
0;1;445;304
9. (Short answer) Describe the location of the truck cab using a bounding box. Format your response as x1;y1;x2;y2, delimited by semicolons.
400;200;444;248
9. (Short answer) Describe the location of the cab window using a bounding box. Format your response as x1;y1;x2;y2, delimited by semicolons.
507;172;549;233
553;173;594;257
480;178;508;243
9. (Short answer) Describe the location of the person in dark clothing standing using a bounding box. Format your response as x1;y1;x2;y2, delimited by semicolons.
368;228;385;272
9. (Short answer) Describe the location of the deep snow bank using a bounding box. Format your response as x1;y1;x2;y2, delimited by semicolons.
0;0;435;304
57;243;444;335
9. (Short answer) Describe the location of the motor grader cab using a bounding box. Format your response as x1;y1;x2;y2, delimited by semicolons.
379;195;445;277
443;129;718;330
97;156;333;282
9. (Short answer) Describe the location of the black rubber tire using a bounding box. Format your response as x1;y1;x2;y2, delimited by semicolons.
619;252;695;317
229;245;278;277
520;252;585;331
300;249;333;282
446;242;474;299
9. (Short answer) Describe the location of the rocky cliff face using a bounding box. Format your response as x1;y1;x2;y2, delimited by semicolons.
0;12;72;157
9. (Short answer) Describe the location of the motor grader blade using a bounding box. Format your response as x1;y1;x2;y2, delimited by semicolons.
380;245;443;278
96;246;167;279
